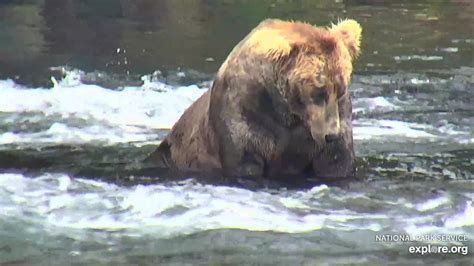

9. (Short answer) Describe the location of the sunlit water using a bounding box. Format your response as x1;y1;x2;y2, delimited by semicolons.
1;0;473;265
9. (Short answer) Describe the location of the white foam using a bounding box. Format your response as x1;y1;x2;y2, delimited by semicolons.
3;76;205;129
445;200;474;228
0;69;207;145
401;199;474;243
0;173;384;238
439;47;458;53
0;123;158;145
353;119;437;140
353;97;399;114
394;55;443;61
415;197;450;212
0;173;471;242
0;122;155;145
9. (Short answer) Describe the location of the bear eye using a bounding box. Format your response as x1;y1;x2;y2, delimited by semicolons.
311;89;328;105
294;95;304;107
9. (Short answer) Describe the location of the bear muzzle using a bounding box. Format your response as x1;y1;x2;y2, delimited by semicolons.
324;111;341;143
308;116;341;144
307;100;341;144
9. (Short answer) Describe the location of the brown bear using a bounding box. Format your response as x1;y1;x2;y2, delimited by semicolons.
147;18;362;179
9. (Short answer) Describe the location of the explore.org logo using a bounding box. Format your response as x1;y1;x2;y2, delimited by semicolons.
374;234;470;256
408;245;469;256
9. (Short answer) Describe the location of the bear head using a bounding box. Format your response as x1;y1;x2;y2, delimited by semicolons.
233;19;362;145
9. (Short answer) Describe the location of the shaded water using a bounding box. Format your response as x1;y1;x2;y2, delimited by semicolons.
0;0;473;265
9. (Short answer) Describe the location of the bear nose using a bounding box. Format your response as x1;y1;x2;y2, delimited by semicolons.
325;134;340;143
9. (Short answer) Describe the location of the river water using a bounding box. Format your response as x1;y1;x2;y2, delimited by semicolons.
0;0;473;265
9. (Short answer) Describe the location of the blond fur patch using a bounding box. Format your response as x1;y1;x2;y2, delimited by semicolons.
243;20;311;61
245;27;293;61
330;19;362;58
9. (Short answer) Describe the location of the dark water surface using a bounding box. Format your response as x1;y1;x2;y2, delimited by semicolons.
0;0;473;265
1;0;473;86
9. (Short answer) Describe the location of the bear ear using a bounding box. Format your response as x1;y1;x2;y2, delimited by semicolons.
330;19;362;59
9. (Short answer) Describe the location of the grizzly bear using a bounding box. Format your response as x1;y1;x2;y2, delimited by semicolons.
147;19;362;179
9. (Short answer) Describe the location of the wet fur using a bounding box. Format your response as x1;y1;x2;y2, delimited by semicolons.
147;19;361;178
